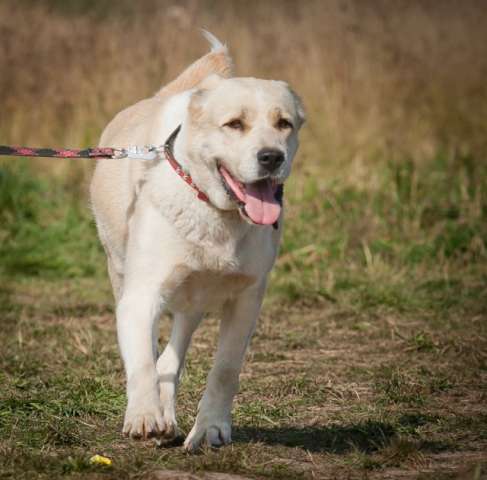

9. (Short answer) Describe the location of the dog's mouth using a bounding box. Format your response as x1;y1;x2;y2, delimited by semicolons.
218;165;283;226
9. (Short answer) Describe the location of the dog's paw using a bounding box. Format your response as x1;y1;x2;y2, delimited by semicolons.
123;404;180;441
122;397;167;440
183;418;232;452
157;415;180;443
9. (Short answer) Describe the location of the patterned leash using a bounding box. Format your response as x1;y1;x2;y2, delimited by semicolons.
0;127;281;227
0;126;210;203
0;144;162;160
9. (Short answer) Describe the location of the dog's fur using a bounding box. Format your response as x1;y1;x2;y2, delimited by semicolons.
90;32;305;451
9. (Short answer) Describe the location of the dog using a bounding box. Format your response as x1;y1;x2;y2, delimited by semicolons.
90;31;305;451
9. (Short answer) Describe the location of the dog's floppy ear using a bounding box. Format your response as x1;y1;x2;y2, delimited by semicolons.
281;82;306;128
275;80;306;128
188;74;223;123
292;90;306;127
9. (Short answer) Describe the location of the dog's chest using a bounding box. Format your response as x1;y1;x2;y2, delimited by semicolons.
165;236;260;313
153;195;276;313
168;270;257;313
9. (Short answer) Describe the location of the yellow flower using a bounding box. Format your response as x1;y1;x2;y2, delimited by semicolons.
89;454;112;466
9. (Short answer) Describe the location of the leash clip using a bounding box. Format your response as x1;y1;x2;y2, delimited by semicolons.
112;145;161;160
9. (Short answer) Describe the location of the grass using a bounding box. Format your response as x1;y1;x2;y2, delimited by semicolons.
1;1;487;478
0;161;103;279
274;152;487;315
0;152;486;479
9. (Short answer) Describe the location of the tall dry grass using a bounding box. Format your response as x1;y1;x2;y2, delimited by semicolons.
1;0;487;181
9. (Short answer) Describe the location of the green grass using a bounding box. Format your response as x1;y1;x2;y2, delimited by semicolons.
0;155;486;479
0;161;104;279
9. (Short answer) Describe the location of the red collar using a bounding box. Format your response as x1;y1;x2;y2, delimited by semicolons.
163;125;210;203
163;125;281;230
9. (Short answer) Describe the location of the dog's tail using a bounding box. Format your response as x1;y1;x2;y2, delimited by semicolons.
155;30;233;98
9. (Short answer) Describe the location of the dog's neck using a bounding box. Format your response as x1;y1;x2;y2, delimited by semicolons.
165;125;209;203
147;125;252;249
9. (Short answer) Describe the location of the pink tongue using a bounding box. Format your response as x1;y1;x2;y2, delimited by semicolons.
220;167;281;225
244;181;281;225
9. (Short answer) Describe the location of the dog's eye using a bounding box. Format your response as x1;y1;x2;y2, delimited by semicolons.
224;119;244;130
277;118;293;130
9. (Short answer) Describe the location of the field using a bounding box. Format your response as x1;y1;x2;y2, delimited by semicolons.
0;1;486;479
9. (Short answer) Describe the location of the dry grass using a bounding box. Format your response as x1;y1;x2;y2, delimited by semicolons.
2;0;487;167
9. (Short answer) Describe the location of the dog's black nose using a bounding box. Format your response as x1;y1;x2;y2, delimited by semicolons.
257;148;285;172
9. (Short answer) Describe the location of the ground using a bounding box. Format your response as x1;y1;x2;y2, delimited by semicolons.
0;156;486;479
0;277;485;479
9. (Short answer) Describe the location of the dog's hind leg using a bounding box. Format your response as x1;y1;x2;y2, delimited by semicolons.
156;311;203;441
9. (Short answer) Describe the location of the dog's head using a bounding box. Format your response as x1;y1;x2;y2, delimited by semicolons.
184;75;305;226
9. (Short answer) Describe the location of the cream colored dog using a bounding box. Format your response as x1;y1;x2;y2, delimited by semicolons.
90;32;305;451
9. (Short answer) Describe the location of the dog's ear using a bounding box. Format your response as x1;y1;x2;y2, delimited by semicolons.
291;90;306;128
188;88;208;123
282;82;306;128
188;75;223;123
275;80;306;128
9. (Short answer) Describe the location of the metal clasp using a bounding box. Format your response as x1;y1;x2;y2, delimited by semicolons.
112;145;163;160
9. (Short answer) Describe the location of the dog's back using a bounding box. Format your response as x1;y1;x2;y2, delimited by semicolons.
90;33;233;268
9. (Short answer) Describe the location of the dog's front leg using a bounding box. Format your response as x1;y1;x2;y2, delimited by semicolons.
117;284;165;439
117;197;185;440
184;281;266;451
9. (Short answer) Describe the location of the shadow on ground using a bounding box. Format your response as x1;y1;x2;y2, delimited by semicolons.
234;420;449;454
234;420;395;453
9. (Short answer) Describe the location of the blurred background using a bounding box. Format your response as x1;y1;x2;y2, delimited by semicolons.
1;0;486;304
3;0;487;157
